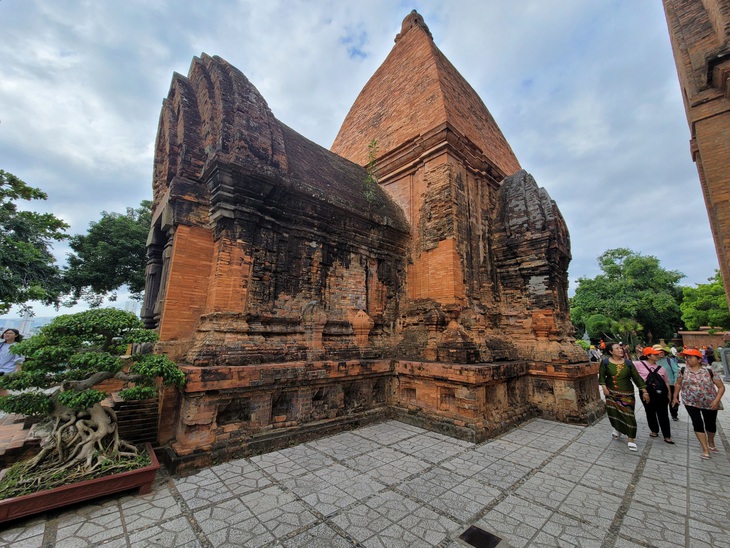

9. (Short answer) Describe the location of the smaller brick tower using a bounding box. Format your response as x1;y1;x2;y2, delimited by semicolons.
663;0;730;300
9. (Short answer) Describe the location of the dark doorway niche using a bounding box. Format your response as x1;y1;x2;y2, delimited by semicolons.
217;398;251;424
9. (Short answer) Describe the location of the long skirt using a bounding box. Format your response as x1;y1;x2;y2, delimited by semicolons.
605;389;637;438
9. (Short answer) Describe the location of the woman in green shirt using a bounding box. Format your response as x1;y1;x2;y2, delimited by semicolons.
599;342;651;451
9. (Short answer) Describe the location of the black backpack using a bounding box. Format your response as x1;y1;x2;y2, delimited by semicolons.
640;361;667;397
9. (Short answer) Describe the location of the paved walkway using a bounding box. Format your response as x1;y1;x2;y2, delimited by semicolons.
0;384;728;548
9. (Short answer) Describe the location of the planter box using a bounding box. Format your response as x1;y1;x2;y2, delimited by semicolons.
0;443;159;523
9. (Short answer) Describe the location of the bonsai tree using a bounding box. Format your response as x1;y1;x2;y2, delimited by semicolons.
0;309;184;492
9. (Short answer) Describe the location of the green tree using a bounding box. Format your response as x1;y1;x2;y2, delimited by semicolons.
571;248;684;343
0;309;184;497
680;270;730;330
0;170;69;314
64;201;151;306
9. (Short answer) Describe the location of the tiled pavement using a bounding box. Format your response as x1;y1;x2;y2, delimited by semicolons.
0;384;728;548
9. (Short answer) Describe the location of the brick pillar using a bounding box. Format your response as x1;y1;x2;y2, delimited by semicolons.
158;225;215;341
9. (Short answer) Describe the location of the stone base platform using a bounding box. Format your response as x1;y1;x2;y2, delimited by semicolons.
160;359;604;473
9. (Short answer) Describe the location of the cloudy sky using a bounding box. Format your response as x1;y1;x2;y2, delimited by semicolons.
0;0;718;319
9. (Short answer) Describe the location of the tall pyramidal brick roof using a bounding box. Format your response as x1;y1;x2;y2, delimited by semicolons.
331;10;521;176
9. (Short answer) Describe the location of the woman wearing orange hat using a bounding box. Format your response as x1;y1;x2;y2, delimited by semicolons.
635;347;673;443
599;342;650;451
673;348;726;459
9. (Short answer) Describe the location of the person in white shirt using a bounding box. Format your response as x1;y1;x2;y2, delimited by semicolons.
0;329;23;375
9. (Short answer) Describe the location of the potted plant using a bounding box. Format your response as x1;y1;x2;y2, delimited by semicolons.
0;309;185;522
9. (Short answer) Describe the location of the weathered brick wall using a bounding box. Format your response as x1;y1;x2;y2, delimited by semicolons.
161;359;603;472
677;330;729;349
150;55;409;367
205;236;252;313
158;224;215;343
663;0;730;302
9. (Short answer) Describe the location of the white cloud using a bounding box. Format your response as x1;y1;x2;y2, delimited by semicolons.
0;0;719;319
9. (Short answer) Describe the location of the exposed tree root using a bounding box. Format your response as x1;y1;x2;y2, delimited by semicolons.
28;403;139;476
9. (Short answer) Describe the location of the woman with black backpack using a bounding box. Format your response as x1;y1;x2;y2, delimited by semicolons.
635;347;674;444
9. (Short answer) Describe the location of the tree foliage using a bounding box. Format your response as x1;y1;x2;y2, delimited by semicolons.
0;170;69;314
0;309;184;488
570;248;684;343
680;270;730;330
64;201;151;306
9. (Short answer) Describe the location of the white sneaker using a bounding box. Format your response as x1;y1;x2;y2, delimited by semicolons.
612;429;621;439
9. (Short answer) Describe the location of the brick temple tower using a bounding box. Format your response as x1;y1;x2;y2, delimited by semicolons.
332;11;580;364
145;11;602;470
663;0;730;299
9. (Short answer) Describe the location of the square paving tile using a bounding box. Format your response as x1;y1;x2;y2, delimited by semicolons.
476;459;532;490
633;476;688;509
475;494;553;548
509;445;553;469
540;454;591;480
330;502;393;542
390;434;459;460
689;488;730;526
308;432;383;460
361;523;425;548
281;522;355;547
688;516;728;547
427;480;500;523
513;471;576;510
314;466;387;500
173;467;233;509
641;456;689;484
440;451;496;478
374;460;429;486
578;463;633;498
55;502;125;546
500;428;545;446
300;484;358;517
394;473;451;504
531;511;608;547
193;497;271;547
352;421;424;446
362;489;424;523
257;498;319;538
687;451;730;474
120;485;183;532
559;483;621;527
525;433;572;453
594;444;642;470
362;505;460;547
277;444;338;472
251;453;311;481
0;515;46;548
620;499;686;547
559;441;603;465
472;439;522;460
688;456;730;478
127;515;201;547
